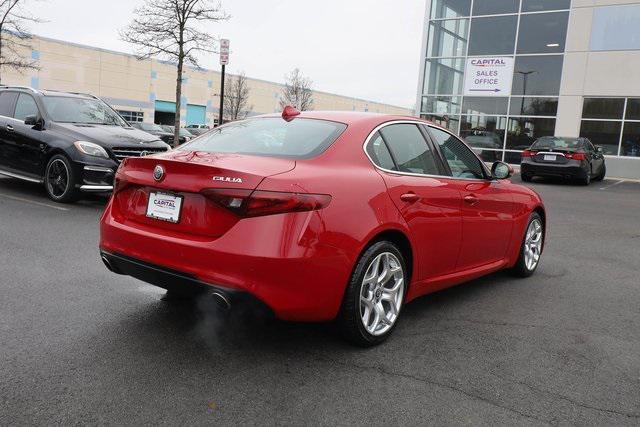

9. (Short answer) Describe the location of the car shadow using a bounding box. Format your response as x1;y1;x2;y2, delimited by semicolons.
0;176;109;209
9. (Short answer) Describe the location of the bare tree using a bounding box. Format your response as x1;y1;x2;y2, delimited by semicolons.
279;68;313;111
121;0;228;146
223;72;252;121
0;0;43;84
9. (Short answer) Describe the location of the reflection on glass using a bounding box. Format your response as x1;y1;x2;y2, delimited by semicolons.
430;0;471;19
462;97;508;115
579;120;621;155
625;98;640;120
504;151;523;165
460;115;506;151
468;16;517;55
427;19;469;57
512;56;563;95
421;96;462;114
509;97;558;116
621;122;640;157
473;148;503;162
505;117;556;150
590;5;640;51
423;58;465;94
517;12;568;54
582;98;625;120
522;0;570;12
472;0;519;16
420;113;460;133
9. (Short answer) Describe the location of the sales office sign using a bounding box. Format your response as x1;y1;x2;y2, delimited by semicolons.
463;57;514;97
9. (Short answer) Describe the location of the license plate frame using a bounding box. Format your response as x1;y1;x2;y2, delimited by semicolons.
146;191;183;223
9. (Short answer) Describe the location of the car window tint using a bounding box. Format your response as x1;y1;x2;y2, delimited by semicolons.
0;92;18;117
14;94;39;121
380;124;439;175
429;126;485;179
366;132;396;170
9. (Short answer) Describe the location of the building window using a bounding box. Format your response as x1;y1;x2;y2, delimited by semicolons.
472;0;519;16
427;19;469;57
118;110;144;123
509;97;558;117
430;0;471;19
512;55;563;96
516;12;568;54
421;95;462;115
468;16;517;56
521;0;570;13
462;97;508;116
580;97;640;157
423;58;465;95
590;5;640;51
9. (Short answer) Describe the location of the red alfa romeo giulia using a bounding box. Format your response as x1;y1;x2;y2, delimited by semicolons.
99;107;545;346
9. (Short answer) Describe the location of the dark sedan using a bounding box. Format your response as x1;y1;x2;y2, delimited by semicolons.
520;136;606;185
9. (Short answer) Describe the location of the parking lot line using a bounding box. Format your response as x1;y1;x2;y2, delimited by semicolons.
599;180;626;190
0;192;70;211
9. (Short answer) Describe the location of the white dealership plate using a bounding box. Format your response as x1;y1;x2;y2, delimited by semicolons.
544;154;557;161
146;192;183;223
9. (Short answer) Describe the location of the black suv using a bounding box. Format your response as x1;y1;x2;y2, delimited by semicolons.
0;86;170;202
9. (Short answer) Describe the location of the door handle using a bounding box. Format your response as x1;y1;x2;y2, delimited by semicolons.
464;194;479;205
400;192;420;203
6;125;14;132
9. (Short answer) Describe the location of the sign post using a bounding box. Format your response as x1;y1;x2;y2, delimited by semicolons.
463;57;514;97
218;39;230;126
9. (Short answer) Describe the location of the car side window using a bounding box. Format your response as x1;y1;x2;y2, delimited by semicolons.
13;94;39;121
428;126;485;179
379;124;440;175
0;92;18;117
366;132;396;171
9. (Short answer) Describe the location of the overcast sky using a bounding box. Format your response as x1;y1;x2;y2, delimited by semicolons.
29;0;426;108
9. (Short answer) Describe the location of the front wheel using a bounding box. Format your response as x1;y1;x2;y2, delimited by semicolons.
44;154;79;203
510;212;544;277
337;241;407;347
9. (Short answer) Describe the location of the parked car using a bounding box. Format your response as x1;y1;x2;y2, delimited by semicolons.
100;108;546;346
185;124;211;136
0;86;170;202
160;125;194;145
520;136;606;185
130;122;174;145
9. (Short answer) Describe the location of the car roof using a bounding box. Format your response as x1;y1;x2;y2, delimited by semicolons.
254;110;431;128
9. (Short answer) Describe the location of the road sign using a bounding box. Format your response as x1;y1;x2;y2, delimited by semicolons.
220;39;230;65
463;57;514;97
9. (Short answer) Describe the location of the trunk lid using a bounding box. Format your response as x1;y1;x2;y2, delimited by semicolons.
112;150;296;238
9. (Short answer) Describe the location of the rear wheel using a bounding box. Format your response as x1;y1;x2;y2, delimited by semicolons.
44;155;79;203
521;173;532;182
578;169;591;186
337;241;406;347
510;212;544;277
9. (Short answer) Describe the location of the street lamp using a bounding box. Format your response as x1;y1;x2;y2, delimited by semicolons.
515;70;536;113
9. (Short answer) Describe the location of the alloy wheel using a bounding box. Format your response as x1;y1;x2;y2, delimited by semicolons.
524;219;543;271
359;252;405;336
47;159;70;198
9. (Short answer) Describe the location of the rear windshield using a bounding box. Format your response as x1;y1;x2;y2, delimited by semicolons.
180;117;347;159
532;137;584;151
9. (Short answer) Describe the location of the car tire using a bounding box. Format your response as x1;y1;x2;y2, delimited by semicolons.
579;168;592;186
337;241;407;347
593;164;606;182
521;173;532;182
44;154;80;203
510;212;544;278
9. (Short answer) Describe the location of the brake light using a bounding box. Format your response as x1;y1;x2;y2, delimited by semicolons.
522;150;534;157
202;189;332;217
564;152;587;160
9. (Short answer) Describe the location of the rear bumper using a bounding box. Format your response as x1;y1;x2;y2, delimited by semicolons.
99;201;352;322
521;161;588;178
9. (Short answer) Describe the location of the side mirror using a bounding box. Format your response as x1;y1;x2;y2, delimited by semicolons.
595;146;604;153
24;115;38;126
491;161;513;180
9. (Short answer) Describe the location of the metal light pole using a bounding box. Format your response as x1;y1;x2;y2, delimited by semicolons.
515;70;536;114
218;39;230;127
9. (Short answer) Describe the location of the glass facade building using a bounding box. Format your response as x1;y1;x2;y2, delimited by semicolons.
417;0;640;178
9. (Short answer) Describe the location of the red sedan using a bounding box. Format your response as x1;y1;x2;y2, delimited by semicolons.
100;108;545;346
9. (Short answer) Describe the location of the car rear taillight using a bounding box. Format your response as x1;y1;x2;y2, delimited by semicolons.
564;152;587;160
201;189;332;218
522;150;534;157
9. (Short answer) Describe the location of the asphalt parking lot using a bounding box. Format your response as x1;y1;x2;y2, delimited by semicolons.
1;174;639;425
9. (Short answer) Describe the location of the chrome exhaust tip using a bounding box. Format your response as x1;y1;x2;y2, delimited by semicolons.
101;255;113;272
210;291;231;310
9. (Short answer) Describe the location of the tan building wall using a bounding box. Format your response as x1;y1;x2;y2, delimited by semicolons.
1;34;412;126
